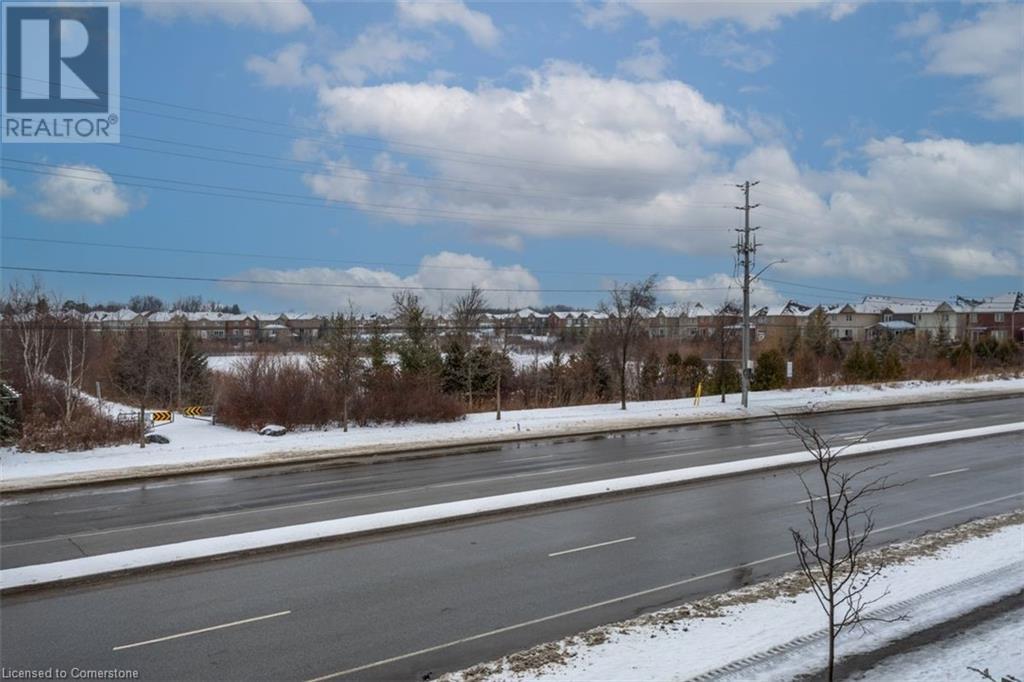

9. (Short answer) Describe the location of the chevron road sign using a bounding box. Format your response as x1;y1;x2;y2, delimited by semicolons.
149;410;173;425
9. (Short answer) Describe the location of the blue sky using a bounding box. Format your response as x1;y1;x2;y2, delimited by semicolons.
1;0;1021;313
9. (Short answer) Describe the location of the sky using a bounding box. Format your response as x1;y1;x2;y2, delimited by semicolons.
1;0;1022;314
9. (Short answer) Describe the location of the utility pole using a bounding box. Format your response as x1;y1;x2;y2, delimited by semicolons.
735;180;759;409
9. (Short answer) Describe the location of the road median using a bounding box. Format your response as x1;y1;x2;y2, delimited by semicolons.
2;422;1020;594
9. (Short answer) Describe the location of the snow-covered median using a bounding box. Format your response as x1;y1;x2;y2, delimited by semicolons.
1;377;1021;491
442;513;1024;682
1;425;1020;592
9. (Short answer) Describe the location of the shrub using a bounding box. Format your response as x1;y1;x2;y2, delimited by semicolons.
214;355;465;430
707;361;741;395
354;373;465;425
18;405;137;452
752;349;787;390
214;354;333;430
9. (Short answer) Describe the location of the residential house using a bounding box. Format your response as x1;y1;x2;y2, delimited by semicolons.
956;292;1024;342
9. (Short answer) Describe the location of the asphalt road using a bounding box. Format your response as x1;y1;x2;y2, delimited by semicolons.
1;433;1021;681
2;397;1021;568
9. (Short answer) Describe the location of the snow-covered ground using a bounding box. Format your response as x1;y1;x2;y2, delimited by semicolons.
206;350;552;373
1;377;1021;490
442;513;1024;682
850;608;1022;681
205;352;312;372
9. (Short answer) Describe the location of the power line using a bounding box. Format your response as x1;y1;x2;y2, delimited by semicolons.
0;265;746;295
5;76;708;179
0;160;729;234
105;136;733;211
0;235;669;279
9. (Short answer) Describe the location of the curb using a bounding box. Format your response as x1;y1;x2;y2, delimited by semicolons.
2;424;1020;595
3;388;1022;493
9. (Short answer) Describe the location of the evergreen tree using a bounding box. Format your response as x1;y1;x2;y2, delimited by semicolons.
175;324;211;407
581;333;611;400
392;292;441;378
802;307;832;357
680;353;708;396
310;313;362;432
441;338;466;395
664;351;683;393
639;350;661;400
546;350;566;405
880;347;903;381
863;348;881;381
0;382;20;445
752;349;786;390
842;343;868;382
707;361;741;396
365;318;390;374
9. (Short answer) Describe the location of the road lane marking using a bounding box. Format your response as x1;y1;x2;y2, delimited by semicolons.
549;536;636;557
929;468;971;478
8;425;1021;549
304;491;1023;681
112;610;291;651
795;492;840;506
297;477;374;489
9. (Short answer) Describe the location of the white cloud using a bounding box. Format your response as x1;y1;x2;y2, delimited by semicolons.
287;63;1021;284
658;273;783;309
922;4;1024;118
582;1;859;32
749;137;1024;281
911;246;1019;279
578;0;632;31
701;27;775;72
397;0;501;49
616;38;668;80
133;0;312;32
249;26;430;88
0;178;14;198
246;43;326;88
894;10;941;39
224;252;541;312
30;164;139;223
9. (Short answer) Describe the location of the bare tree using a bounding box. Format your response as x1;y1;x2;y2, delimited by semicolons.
450;285;486;342
967;666;1020;682
711;303;740;403
56;312;88;425
601;276;657;410
311;309;362;433
4;279;58;396
782;419;904;681
450;285;487;408
492;316;510;420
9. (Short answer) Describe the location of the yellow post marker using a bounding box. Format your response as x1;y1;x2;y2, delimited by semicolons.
693;381;703;407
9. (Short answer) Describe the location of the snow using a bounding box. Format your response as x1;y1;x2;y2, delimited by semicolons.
205;352;311;372
1;425;1020;591
1;377;1021;490
444;518;1024;682
850;609;1023;681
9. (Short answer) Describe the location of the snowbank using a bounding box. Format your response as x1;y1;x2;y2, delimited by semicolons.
1;377;1021;490
443;514;1024;682
1;425;1020;592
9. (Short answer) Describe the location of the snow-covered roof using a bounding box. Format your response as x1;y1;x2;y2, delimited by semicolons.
956;292;1024;313
873;320;916;331
859;296;948;315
